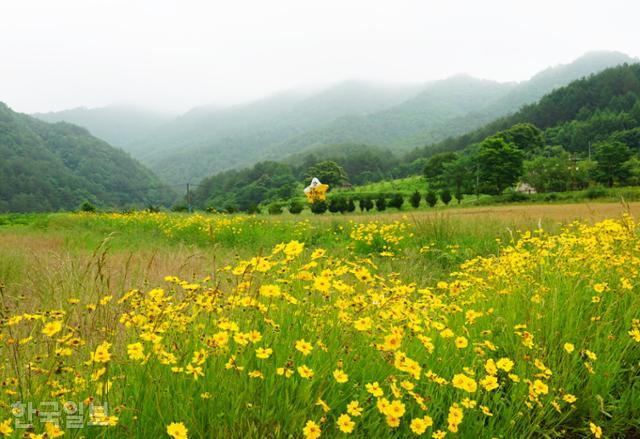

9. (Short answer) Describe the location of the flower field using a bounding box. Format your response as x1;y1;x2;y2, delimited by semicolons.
1;211;639;438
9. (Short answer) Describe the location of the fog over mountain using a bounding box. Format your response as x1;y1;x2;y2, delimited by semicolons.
33;51;637;185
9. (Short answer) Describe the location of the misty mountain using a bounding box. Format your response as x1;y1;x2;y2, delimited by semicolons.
135;81;424;184
0;103;174;212
274;51;638;156
33;105;174;151
33;51;636;186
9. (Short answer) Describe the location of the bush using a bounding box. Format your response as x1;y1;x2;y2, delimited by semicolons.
247;203;261;214
389;193;404;209
359;197;373;212
224;204;237;214
288;200;304;214
268;203;283;215
425;191;438;207
585;186;607;200
328;198;341;213
410;190;421;208
440;189;452;205
310;200;327;214
454;189;463;204
172;204;188;212
346;198;356;213
79;200;96;212
375;195;387;211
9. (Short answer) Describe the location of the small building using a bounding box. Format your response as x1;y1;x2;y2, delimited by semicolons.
516;182;536;194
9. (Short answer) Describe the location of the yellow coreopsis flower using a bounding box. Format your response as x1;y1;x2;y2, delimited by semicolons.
42;321;63;337
303;420;322;439
336;414;355;433
166;422;188;439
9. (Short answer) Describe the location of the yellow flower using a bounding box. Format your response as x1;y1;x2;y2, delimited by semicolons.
496;357;514;372
259;284;281;298
333;369;349;384
295;339;314;356
454;336;468;349
366;381;384;397
0;419;14;437
354;317;372;331
42;320;63;337
303;420;322;439
531;379;549;395
563;394;577;403
127;342;145;361
167;422;188;439
297;365;314;379
593;283;608;294
45;423;64;438
452;373;477;393
410;416;433;435
480;375;499;391
564;343;575;353
346;401;362;417
185;364;204;380
386;400;406;418
336;414;355;433
589;422;602;438
92;341;112;363
255;347;273;359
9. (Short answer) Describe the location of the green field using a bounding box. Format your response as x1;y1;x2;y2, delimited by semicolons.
1;204;639;438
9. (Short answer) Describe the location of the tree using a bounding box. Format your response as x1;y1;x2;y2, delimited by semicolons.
80;200;96;212
346;198;356;213
454;188;463;204
305;161;348;189
424;152;458;188
288;199;303;214
477;137;525;195
440;189;452;205
268;203;283;215
328;198;341;213
493;123;544;153
410;190;421;208
389;193;404;209
359;197;373;212
442;154;473;199
375;195;386;211
425;190;438;207
522;146;572;192
310;200;327;214
592;140;632;187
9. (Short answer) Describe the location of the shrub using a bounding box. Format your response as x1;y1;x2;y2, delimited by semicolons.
359;197;374;212
425;191;437;207
388;193;404;210
454;189;463;204
346;198;356;213
310;200;327;214
410;190;421;208
585;186;607;200
440;189;452;205
375;195;387;211
247;203;261;214
79;200;96;212
328;198;341;213
288;200;304;214
268;203;283;215
224;204;237;214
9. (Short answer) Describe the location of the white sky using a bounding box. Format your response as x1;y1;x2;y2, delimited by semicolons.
1;0;639;113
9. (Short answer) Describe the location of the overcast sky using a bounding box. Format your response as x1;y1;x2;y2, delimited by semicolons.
1;0;639;114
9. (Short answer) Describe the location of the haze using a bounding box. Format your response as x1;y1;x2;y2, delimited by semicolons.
2;0;639;114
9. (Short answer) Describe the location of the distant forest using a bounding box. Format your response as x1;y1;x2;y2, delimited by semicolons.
192;63;640;212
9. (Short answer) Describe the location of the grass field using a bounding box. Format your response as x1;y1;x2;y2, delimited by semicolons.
1;202;639;438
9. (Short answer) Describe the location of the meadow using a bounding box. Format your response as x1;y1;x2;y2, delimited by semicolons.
0;203;639;438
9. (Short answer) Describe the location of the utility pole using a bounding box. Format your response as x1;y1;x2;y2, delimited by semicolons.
187;183;192;213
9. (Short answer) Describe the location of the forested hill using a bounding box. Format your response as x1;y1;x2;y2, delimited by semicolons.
0;103;175;212
410;62;640;160
191;62;640;212
34;105;174;152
